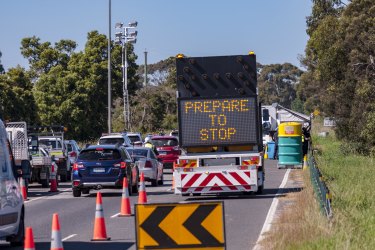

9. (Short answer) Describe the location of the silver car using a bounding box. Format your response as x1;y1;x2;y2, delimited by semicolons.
126;147;163;187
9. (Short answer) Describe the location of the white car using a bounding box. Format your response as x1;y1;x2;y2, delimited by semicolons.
0;119;24;246
98;133;132;147
127;132;143;146
126;147;163;187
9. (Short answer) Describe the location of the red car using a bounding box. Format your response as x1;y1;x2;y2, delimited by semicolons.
151;136;180;169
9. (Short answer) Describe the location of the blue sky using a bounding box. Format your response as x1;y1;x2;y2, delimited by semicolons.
0;0;312;71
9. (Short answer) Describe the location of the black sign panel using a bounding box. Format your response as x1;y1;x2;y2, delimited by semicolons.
179;97;258;147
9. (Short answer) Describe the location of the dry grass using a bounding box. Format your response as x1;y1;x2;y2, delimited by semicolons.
258;170;331;250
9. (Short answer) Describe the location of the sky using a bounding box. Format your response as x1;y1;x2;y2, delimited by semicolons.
0;0;312;71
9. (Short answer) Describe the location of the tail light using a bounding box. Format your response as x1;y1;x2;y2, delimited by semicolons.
114;162;127;168
145;161;153;168
73;163;84;171
69;151;77;157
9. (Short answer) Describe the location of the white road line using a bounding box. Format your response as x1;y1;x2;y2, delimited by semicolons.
24;187;72;203
253;169;291;250
62;234;77;241
111;213;120;218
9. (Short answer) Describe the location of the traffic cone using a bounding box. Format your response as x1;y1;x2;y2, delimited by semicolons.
137;172;147;204
19;177;28;201
303;155;308;170
51;213;64;250
24;227;35;250
91;192;110;241
119;178;132;217
49;163;58;192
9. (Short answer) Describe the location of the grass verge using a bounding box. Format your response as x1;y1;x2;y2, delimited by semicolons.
259;121;375;249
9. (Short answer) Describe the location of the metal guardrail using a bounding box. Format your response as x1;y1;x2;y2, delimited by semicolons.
308;151;332;219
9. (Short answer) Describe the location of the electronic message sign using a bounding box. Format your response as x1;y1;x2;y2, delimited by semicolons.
179;97;258;147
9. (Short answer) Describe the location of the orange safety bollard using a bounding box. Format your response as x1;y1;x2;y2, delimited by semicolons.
50;213;64;250
49;163;58;192
119;178;132;217
137;172;147;204
91;192;111;241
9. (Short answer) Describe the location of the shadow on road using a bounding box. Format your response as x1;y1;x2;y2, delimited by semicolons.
184;187;303;202
1;241;135;250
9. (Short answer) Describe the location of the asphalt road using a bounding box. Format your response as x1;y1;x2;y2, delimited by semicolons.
0;159;287;250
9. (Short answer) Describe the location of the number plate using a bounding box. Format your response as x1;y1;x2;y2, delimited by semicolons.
93;168;105;173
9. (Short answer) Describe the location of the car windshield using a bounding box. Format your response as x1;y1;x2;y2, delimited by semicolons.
99;138;124;145
78;149;121;161
127;148;148;157
151;139;178;147
128;135;141;143
39;139;62;149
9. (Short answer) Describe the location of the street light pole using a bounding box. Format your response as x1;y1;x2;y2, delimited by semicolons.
115;21;138;132
107;0;112;133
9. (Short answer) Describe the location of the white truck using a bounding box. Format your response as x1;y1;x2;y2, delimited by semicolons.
29;126;70;182
6;122;52;188
173;53;265;196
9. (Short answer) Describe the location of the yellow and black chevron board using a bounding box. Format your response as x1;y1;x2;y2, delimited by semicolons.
135;201;225;249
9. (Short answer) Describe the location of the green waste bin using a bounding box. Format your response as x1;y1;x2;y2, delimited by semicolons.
277;122;302;168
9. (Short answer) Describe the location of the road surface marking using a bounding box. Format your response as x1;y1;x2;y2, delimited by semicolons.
253;169;291;250
24;188;72;203
62;234;77;241
111;213;120;218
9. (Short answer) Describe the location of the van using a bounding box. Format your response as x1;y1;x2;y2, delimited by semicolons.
0;119;25;246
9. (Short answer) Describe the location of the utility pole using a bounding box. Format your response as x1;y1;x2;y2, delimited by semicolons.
144;49;148;87
107;0;112;133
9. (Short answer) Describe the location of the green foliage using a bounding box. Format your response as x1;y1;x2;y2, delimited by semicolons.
301;133;375;249
0;51;4;74
0;66;38;123
258;63;303;108
300;0;375;153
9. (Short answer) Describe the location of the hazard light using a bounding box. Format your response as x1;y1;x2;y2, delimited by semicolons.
249;156;260;165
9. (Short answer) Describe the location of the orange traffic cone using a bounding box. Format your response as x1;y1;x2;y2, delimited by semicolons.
137;172;147;204
91;192;110;241
51;213;64;250
19;177;28;201
49;163;58;192
24;227;35;250
119;178;132;217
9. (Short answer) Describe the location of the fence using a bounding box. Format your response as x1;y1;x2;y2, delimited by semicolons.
308;150;333;219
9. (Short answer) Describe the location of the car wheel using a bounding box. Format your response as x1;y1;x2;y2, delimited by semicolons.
151;178;158;187
41;168;50;188
132;174;139;194
72;188;81;197
9;209;24;246
158;173;164;185
127;176;133;196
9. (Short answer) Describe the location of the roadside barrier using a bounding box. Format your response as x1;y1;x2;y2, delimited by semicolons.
119;178;132;217
51;213;64;250
19;177;28;201
49;163;58;192
308;150;333;219
92;192;111;241
24;227;35;250
138;172;147;204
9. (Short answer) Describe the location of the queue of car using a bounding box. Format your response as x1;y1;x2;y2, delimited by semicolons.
70;131;180;197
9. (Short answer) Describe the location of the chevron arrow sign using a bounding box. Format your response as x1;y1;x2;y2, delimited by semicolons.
135;202;225;249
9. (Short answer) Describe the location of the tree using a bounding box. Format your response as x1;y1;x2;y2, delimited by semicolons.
258;63;303;108
0;51;4;74
0;66;38;123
